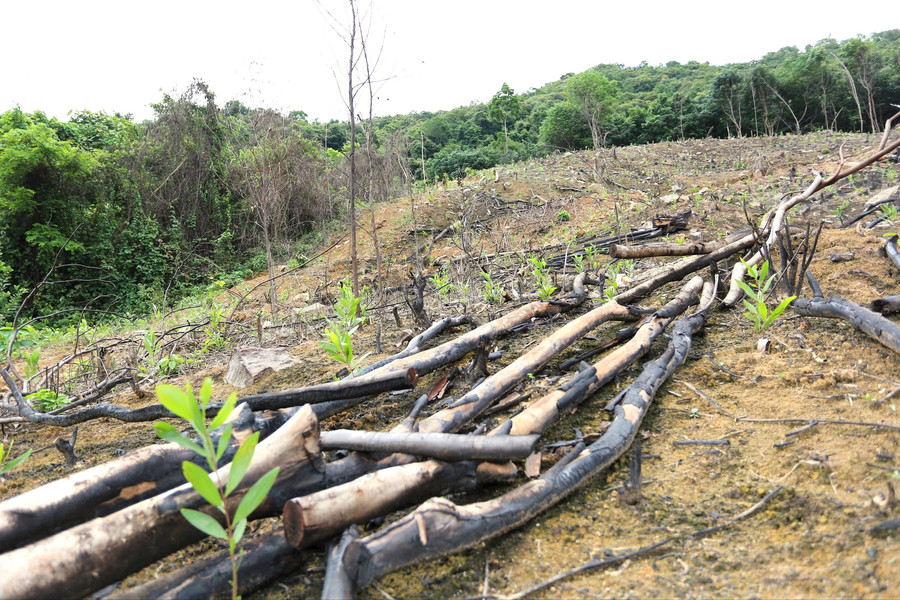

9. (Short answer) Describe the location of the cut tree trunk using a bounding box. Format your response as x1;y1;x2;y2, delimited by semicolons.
319;430;539;462
283;460;481;550
0;405;321;600
108;530;304;600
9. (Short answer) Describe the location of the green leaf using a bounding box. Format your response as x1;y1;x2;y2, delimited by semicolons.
180;508;228;540
215;424;233;462
233;467;279;524
198;378;213;409
736;279;756;298
182;461;224;508
231;518;247;545
156;385;194;422
4;448;32;471
210;392;238;431
226;432;259;496
154;422;204;455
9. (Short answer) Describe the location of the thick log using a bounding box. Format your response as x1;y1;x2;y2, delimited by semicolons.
340;294;714;589
415;299;637;434
885;236;900;270
499;277;708;437
319;430;539;462
323;527;360;600
0;441;239;553
793;295;900;355
0;405;321;600
238;367;418;410
351;315;473;377
609;230;748;259
282;460;480;549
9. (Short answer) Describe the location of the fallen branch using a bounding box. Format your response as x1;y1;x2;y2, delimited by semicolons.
609;230;749;259
793;274;900;355
319;430;539;462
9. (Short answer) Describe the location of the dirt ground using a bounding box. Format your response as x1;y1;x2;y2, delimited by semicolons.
2;131;899;599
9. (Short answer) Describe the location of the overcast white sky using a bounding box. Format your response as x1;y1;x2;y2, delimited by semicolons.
2;0;895;123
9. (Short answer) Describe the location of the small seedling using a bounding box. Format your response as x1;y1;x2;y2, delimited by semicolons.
154;379;279;600
689;407;700;418
736;259;796;332
481;271;503;304
26;389;70;412
0;442;31;476
556;209;571;222
528;255;557;300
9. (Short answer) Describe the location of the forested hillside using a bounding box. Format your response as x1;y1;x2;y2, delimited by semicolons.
1;30;898;325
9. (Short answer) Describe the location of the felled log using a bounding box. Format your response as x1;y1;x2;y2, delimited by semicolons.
283;460;480;550
361;274;587;381
885;235;900;270
0;440;240;553
614;235;754;304
322;527;360;600
415;300;637;434
794;294;900;355
339;291;715;589
352;315;472;377
609;230;748;259
0;405;321;599
872;295;900;315
238;367;418;410
319;430;539;462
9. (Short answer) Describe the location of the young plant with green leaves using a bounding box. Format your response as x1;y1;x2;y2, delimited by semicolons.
736;259;796;332
319;282;369;371
154;379;279;600
428;265;452;296
0;441;31;476
528;255;557;300
25;389;70;412
481;270;503;304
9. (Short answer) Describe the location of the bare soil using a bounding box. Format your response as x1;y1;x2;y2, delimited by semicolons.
2;131;899;599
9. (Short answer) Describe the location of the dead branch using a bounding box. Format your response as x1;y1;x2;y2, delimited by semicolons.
793;275;900;355
319;430;539;462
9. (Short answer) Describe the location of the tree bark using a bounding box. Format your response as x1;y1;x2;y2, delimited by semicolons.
109;531;304;600
0;405;321;600
319;430;539;462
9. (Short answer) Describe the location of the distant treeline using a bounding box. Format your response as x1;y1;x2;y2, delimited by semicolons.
1;31;898;324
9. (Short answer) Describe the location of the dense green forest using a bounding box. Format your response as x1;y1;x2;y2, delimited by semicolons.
2;31;899;326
